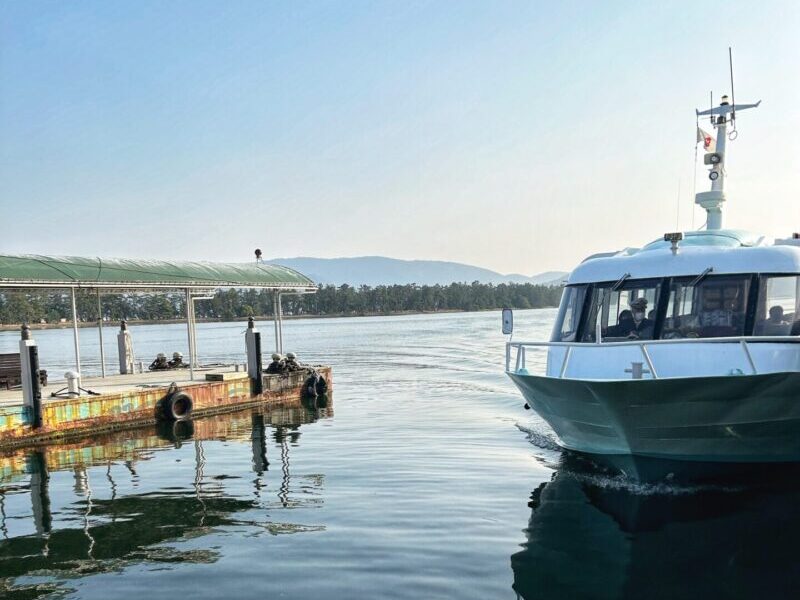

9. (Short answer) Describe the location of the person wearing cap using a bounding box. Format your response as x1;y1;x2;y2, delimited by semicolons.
266;353;286;374
627;297;655;339
285;352;302;372
149;352;170;371
168;351;187;369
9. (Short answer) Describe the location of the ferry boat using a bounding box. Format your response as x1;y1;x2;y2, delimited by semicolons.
506;86;800;463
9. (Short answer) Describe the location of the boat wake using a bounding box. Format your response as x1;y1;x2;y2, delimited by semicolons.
564;469;743;496
515;423;561;452
515;423;744;495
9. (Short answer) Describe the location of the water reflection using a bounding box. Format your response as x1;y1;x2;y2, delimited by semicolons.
511;452;800;599
0;398;331;598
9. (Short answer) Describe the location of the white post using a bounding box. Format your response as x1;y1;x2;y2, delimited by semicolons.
97;289;106;378
117;320;135;374
70;288;81;377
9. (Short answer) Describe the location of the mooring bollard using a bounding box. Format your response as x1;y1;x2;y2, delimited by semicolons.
117;320;135;375
245;317;263;395
19;325;43;428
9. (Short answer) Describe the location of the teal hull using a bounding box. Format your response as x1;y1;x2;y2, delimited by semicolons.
508;371;800;462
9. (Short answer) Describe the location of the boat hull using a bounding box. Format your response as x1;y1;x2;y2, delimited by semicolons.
508;371;800;462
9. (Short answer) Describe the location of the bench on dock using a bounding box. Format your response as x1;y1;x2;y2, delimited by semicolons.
0;353;48;390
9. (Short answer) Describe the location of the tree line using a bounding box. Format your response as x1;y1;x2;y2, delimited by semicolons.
0;282;562;325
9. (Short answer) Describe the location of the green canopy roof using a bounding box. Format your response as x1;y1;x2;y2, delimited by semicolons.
0;254;316;291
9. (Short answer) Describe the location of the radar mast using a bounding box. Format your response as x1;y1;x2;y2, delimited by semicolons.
694;50;760;230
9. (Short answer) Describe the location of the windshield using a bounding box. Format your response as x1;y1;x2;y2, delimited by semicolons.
551;286;587;342
754;275;800;336
581;279;661;342
662;275;751;339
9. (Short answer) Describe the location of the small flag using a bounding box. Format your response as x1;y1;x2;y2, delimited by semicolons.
697;126;716;153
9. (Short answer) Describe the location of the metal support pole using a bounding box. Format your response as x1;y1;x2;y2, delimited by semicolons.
273;294;280;353
70;288;81;375
277;293;284;354
97;290;106;378
190;297;198;368
185;289;194;381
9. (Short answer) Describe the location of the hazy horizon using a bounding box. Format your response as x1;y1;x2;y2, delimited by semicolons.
2;1;799;274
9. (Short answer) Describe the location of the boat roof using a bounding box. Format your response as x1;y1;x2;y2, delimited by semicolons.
0;254;317;291
568;230;800;285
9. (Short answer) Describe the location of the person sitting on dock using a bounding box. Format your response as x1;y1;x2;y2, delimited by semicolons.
285;352;303;372
266;353;286;374
149;353;170;371
168;352;188;369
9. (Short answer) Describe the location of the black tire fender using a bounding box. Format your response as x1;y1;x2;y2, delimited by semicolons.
315;374;328;396
156;390;193;421
304;373;319;398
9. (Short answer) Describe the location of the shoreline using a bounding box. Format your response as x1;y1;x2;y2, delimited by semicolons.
0;306;555;332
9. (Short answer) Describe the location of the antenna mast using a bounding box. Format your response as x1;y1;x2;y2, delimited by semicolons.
729;47;736;130
694;50;760;230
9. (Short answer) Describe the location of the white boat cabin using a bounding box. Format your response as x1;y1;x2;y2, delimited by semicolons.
552;230;800;344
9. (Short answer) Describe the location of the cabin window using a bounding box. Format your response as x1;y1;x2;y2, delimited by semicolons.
551;285;587;342
662;275;750;339
754;275;800;336
581;279;661;342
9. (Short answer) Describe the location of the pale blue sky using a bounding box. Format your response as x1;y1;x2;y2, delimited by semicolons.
2;1;798;274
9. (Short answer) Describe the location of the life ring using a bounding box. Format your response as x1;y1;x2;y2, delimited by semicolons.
156;390;193;421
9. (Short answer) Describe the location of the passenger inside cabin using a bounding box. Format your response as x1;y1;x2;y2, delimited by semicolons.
626;297;655;339
756;305;791;336
606;310;634;337
696;286;742;335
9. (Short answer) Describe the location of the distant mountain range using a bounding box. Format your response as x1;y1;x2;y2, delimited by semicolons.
269;256;568;287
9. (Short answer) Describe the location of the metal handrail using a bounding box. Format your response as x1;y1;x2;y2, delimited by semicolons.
505;335;800;379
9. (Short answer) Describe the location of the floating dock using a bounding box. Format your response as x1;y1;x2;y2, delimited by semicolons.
0;365;332;448
0;253;332;448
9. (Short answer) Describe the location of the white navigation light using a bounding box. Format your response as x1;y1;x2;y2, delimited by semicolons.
709;171;720;181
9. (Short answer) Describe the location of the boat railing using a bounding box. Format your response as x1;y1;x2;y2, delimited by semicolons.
505;336;800;380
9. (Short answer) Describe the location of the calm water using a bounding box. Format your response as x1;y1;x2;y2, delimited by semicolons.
0;310;799;599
